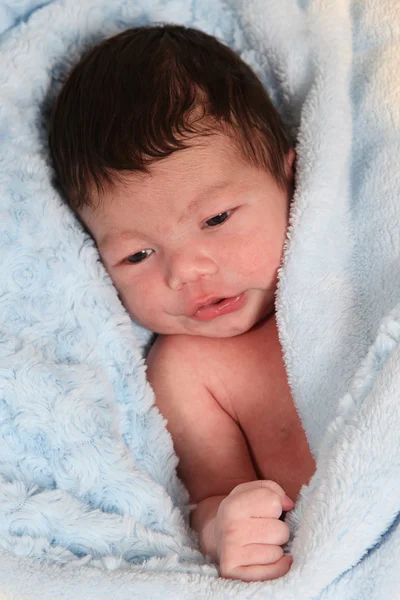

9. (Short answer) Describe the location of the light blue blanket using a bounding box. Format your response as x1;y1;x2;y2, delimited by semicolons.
0;0;399;598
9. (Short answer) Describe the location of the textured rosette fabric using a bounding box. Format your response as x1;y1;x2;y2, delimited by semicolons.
0;0;399;598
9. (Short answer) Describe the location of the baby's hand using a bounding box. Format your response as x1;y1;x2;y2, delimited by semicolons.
214;480;294;582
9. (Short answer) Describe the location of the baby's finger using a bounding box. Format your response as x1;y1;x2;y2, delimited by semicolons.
230;487;288;520
234;543;284;567
230;480;294;512
231;517;290;547
222;555;293;582
230;480;287;498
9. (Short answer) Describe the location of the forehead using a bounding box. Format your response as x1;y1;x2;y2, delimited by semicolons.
128;134;248;198
84;134;253;225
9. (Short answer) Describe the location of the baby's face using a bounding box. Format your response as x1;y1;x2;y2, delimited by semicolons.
80;135;294;338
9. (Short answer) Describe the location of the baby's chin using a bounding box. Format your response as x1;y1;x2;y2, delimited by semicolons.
157;314;264;338
182;326;252;338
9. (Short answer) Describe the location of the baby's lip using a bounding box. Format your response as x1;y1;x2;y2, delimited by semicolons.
185;295;225;317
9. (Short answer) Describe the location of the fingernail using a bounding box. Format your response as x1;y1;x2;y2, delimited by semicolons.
285;495;295;507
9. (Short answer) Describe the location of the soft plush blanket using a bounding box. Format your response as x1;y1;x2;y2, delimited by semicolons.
0;0;399;598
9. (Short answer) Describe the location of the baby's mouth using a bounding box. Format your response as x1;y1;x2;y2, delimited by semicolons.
202;298;225;307
191;293;247;321
187;296;227;316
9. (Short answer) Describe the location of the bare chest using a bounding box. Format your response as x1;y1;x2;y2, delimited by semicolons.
208;318;315;501
232;379;315;501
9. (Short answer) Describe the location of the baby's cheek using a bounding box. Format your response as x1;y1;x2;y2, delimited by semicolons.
117;288;140;319
123;277;166;324
114;279;144;316
234;239;269;276
242;240;283;286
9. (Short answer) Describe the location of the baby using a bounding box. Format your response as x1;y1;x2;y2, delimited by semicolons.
49;24;315;582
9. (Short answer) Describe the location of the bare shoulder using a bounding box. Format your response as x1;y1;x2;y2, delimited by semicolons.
145;332;225;432
146;317;283;421
147;332;214;369
146;333;218;392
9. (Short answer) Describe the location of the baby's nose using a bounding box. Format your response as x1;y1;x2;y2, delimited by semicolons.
166;251;218;290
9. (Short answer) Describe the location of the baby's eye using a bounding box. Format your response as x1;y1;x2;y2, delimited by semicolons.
126;249;154;264
203;210;233;228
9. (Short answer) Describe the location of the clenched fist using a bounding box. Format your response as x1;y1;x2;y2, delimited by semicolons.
214;480;294;582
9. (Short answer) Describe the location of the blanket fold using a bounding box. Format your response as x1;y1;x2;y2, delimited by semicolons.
0;0;399;597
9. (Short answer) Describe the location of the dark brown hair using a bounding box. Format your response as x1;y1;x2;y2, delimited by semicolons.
49;24;291;210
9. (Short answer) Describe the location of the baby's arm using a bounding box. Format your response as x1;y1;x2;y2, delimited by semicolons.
147;334;293;581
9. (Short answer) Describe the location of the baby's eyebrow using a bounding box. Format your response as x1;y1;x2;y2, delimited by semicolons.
98;229;139;251
178;180;233;223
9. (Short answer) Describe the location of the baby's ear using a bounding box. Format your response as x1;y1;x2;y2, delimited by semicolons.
285;147;296;181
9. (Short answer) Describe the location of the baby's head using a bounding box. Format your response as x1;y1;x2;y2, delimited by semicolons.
50;25;294;338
